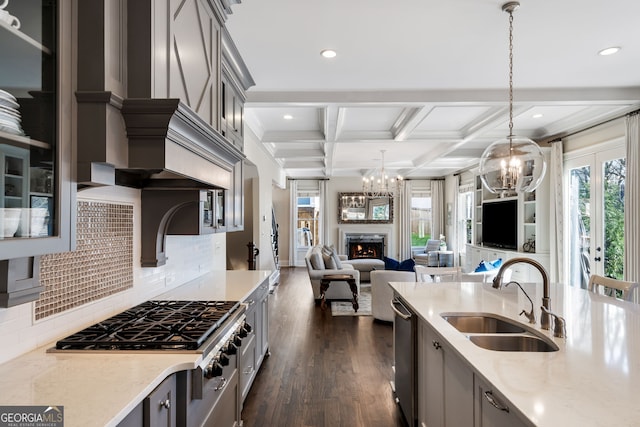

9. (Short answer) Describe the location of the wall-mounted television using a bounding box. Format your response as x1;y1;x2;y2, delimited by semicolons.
482;199;517;250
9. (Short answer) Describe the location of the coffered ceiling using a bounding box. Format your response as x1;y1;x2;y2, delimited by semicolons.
225;0;640;179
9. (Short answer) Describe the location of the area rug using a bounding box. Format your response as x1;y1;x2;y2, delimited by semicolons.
331;285;372;316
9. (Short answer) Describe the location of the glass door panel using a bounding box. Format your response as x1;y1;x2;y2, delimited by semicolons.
566;164;591;288
602;157;625;280
565;145;625;286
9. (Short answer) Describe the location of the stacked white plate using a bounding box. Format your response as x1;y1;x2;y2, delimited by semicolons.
0;89;25;136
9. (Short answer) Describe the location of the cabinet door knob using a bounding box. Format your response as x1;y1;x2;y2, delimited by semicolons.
159;399;171;409
432;340;441;350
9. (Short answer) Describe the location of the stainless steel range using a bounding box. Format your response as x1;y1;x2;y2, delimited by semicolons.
52;299;251;427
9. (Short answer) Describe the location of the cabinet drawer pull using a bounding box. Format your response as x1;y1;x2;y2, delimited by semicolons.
484;390;509;413
214;377;227;392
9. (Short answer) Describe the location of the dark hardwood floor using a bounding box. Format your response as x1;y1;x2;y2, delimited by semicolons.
241;267;407;427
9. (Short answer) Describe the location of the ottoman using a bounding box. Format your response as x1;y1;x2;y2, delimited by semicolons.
345;258;385;282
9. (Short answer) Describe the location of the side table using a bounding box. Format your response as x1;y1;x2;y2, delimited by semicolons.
319;274;359;312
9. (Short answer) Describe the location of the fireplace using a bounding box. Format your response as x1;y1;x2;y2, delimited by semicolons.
346;235;385;260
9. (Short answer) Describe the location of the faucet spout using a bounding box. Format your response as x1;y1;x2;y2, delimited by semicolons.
492;257;551;330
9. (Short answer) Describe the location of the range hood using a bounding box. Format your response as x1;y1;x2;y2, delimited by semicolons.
119;98;244;190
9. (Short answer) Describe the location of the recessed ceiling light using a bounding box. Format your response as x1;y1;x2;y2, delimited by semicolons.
320;49;337;58
532;113;543;119
283;114;293;120
598;46;621;56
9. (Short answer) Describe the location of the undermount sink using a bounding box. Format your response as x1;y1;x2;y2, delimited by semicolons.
441;313;526;333
441;312;559;352
468;334;559;352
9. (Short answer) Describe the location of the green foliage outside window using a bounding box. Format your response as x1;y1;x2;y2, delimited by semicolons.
412;233;431;247
604;159;625;280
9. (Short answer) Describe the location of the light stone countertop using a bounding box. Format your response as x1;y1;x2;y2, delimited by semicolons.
0;270;271;427
389;280;640;427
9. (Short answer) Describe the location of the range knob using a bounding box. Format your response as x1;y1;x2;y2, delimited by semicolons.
219;353;230;366
238;327;248;338
204;361;223;379
233;334;243;347
243;322;253;333
225;342;238;355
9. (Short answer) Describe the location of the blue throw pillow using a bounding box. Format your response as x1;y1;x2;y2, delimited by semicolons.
384;256;400;270
398;258;416;272
384;256;415;271
474;258;503;272
474;261;489;272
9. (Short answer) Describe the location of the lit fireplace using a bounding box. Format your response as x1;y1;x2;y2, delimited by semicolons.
346;235;385;260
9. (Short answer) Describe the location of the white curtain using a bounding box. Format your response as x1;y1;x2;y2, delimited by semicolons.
319;179;329;245
549;140;564;283
625;112;640;298
288;180;298;267
447;175;460;261
398;180;413;260
431;180;444;240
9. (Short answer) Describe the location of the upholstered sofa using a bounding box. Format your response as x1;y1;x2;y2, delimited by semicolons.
370;270;418;322
344;258;385;282
304;245;361;301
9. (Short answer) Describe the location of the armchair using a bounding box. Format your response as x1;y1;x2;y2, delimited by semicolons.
413;239;451;266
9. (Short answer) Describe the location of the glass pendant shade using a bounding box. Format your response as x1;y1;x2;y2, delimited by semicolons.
478;135;546;195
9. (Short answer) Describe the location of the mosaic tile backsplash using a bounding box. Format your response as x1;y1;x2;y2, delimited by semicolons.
35;201;134;320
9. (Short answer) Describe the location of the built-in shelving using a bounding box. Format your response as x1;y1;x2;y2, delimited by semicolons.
473;149;550;255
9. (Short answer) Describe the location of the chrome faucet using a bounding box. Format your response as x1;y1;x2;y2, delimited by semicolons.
493;257;551;330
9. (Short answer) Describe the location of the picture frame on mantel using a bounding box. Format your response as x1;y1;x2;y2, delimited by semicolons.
338;192;393;224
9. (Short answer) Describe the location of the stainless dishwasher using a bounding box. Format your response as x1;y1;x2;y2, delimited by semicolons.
391;295;416;427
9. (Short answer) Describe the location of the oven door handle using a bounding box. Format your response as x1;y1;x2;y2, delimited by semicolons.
391;297;411;320
214;376;227;392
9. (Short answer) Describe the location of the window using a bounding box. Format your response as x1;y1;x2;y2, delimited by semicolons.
411;195;432;250
458;189;473;249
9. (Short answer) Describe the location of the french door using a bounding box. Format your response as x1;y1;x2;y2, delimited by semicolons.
564;143;626;287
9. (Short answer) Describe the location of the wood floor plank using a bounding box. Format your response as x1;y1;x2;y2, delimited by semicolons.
241;267;407;427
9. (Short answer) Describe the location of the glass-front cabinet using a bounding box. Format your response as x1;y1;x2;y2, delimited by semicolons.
0;0;73;260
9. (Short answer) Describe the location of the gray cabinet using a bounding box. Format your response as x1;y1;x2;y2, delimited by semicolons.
475;376;529;427
0;0;74;305
221;74;244;151
418;320;474;427
143;374;177;427
226;160;244;232
241;278;269;403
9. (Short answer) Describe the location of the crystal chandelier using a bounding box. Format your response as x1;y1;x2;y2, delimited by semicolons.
479;2;546;196
362;150;403;198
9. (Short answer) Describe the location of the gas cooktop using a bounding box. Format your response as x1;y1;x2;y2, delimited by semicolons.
55;300;241;351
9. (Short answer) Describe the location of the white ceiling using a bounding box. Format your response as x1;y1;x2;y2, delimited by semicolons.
225;0;640;179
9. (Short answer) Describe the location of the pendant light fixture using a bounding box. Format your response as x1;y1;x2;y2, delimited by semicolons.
479;2;546;196
362;150;403;198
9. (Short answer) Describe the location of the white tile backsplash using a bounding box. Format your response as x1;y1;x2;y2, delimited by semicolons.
0;186;228;364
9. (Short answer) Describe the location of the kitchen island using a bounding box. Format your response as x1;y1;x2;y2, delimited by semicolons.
390;280;640;427
0;270;270;427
